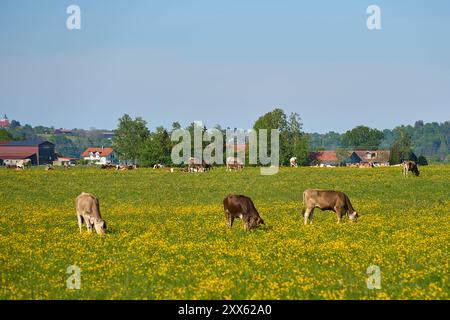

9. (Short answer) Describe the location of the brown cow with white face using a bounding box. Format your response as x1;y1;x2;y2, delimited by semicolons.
301;189;359;225
75;192;107;235
223;194;265;231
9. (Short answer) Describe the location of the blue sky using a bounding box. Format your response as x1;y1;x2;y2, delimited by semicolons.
1;0;449;132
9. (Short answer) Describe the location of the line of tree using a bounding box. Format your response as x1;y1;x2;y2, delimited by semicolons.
2;114;448;164
112;109;310;166
309;121;450;163
1;121;113;157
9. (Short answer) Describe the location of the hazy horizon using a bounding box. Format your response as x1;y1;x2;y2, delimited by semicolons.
2;113;447;135
1;1;450;133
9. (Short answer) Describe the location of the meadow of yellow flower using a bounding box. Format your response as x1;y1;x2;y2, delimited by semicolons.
0;165;449;299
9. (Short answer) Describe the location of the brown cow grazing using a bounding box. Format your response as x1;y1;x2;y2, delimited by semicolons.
75;192;107;235
116;164;137;170
100;164;116;170
301;189;358;225
403;161;420;177
223;194;265;231
186;157;211;172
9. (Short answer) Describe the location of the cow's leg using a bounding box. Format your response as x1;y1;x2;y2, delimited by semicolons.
243;215;251;231
229;215;235;228
303;208;310;225
85;216;93;233
335;207;344;223
308;208;314;224
225;210;234;228
224;210;229;227
77;214;84;234
304;208;313;225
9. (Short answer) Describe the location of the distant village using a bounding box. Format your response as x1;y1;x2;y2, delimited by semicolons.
0;113;401;169
0;138;394;169
0;111;448;168
0;114;114;167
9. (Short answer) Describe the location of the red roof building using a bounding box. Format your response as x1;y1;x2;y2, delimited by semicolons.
0;139;56;165
0;114;10;128
349;150;391;165
309;150;392;166
309;150;339;165
81;147;116;165
81;147;114;157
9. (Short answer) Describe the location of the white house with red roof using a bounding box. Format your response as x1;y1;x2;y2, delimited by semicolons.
81;147;116;165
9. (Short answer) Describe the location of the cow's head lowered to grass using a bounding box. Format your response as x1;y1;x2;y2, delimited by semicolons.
249;215;265;229
223;194;265;231
348;211;359;222
76;192;107;235
93;218;107;235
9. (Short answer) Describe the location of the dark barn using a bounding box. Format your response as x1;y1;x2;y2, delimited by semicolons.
0;139;57;165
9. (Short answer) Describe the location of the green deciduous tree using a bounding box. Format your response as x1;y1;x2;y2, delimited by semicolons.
336;147;350;165
113;114;150;164
9;120;21;129
253;108;308;166
417;155;428;166
286;112;309;166
0;128;13;141
341;126;384;150
139;126;172;166
389;129;416;164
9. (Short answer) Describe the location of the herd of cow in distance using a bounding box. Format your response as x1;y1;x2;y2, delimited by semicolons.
73;160;421;235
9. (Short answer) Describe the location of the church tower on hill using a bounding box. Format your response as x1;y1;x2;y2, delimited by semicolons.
0;114;10;128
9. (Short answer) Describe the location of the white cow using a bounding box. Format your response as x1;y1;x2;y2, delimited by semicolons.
16;159;31;170
290;157;298;167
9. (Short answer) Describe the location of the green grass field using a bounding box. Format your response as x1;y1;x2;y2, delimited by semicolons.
0;165;449;299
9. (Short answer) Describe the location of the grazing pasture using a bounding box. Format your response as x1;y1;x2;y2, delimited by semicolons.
0;165;449;299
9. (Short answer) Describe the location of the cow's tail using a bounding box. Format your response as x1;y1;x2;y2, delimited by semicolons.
301;192;306;217
301;207;306;217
